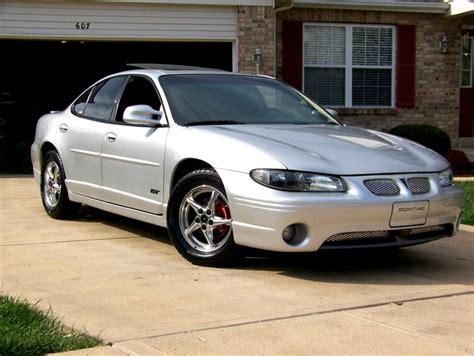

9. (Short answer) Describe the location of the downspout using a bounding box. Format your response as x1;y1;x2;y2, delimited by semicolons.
273;0;295;78
275;0;295;13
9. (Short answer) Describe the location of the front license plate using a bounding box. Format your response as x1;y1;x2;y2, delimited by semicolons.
390;201;429;227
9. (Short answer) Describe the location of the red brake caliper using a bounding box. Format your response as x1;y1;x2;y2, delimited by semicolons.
214;199;231;236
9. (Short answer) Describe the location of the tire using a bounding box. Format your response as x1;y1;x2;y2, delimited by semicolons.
167;169;239;267
41;150;81;219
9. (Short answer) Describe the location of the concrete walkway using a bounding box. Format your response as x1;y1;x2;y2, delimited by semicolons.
1;177;473;354
455;177;474;181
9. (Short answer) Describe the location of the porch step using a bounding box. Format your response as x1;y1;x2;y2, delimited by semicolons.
459;148;474;163
459;137;474;148
458;137;474;162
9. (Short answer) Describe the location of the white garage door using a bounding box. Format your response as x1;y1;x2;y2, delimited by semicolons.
0;1;237;40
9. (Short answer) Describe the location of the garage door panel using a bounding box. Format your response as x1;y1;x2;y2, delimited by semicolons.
1;20;236;31
0;2;237;40
2;29;237;40
2;6;237;19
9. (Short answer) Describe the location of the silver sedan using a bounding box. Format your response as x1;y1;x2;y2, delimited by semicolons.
31;66;464;266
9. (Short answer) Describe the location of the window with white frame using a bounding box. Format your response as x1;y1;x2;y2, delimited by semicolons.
303;23;396;107
461;37;472;88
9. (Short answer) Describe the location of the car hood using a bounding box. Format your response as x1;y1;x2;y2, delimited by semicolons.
197;124;449;175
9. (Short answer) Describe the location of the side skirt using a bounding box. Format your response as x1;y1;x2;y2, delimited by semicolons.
69;191;168;228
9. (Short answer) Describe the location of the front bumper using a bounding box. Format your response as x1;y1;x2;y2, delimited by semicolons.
31;143;41;185
218;169;464;252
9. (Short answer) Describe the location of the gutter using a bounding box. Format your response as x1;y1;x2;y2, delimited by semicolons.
275;0;295;13
292;0;450;14
447;0;474;17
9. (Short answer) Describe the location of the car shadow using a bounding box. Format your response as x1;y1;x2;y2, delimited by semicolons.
74;205;473;286
235;245;474;286
77;205;172;245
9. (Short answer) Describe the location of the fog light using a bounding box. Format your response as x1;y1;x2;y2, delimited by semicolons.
282;225;296;242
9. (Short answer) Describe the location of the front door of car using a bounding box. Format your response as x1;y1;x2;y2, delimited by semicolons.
59;76;127;198
99;75;168;215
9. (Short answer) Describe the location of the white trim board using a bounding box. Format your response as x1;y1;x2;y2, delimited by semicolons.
0;2;238;41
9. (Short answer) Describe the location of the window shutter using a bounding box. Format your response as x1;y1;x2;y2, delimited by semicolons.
282;21;303;90
397;25;416;108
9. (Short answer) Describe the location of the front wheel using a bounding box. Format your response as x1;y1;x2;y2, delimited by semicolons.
41;150;81;219
167;169;239;266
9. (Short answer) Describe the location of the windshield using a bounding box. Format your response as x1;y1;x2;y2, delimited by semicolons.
159;74;340;126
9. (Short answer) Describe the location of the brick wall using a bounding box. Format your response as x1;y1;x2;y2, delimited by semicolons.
275;9;462;144
237;6;275;76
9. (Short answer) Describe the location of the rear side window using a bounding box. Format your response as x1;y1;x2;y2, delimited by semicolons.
72;88;92;116
81;76;126;121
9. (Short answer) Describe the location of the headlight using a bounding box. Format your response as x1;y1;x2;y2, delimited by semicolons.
250;169;346;192
438;168;453;187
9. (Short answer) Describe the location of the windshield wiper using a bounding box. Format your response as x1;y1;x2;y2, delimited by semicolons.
291;122;339;125
186;120;245;126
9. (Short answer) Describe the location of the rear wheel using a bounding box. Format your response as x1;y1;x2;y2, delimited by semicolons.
167;169;239;266
41;150;81;219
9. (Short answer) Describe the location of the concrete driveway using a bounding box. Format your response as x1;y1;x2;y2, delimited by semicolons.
1;177;473;354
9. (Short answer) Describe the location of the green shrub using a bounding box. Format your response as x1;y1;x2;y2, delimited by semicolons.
388;124;451;157
456;181;473;225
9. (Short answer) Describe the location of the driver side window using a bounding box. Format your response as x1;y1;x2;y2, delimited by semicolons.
115;76;162;123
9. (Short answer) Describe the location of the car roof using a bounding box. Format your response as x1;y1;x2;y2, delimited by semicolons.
109;69;249;79
128;63;227;72
94;66;275;87
119;63;234;77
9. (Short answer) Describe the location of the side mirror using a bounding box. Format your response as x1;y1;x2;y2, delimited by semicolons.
123;105;165;126
325;108;339;120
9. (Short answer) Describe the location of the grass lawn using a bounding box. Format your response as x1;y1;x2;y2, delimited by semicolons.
0;295;102;356
455;181;474;226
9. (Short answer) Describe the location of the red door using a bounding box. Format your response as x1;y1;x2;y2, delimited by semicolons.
460;33;474;138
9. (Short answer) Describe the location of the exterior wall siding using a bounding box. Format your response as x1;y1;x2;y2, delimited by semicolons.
276;9;462;144
0;1;237;40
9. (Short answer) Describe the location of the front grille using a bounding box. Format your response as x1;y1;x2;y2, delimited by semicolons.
407;224;449;240
322;224;452;248
407;177;430;194
364;179;400;196
325;230;390;242
324;230;395;246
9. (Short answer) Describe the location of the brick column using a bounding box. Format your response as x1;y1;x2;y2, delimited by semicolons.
237;6;275;76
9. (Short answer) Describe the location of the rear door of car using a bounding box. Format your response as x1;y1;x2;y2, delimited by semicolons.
99;75;168;215
60;76;127;198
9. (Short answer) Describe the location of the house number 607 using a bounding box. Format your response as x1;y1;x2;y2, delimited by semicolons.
75;22;91;30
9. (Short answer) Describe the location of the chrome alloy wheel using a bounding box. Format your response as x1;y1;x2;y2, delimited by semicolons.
43;161;62;209
178;185;233;253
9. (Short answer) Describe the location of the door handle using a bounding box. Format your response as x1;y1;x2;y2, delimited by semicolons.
59;124;68;133
105;132;117;143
